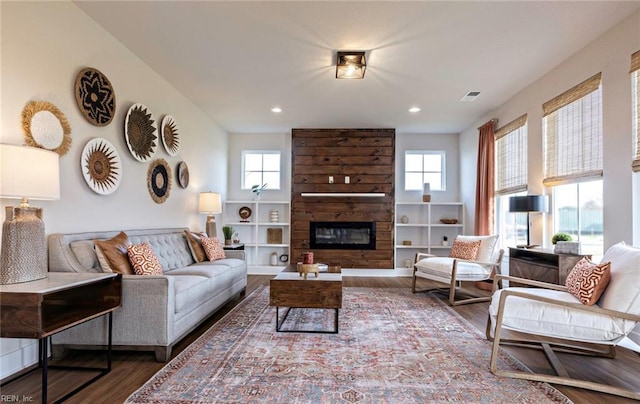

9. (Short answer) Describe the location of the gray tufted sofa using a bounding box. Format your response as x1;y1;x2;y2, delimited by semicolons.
47;228;247;361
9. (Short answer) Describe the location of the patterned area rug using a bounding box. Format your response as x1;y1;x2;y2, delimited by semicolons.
127;287;571;403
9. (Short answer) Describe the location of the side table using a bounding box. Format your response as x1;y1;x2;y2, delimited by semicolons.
223;243;244;250
0;272;122;404
508;247;591;286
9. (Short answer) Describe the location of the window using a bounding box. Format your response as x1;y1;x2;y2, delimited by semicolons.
543;73;603;256
552;180;603;257
241;151;281;190
404;151;445;191
494;115;527;249
632;50;640;172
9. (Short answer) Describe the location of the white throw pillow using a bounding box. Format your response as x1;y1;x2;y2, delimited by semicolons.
598;242;640;314
455;235;498;263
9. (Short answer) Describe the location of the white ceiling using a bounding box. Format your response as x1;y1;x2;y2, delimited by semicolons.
75;1;640;134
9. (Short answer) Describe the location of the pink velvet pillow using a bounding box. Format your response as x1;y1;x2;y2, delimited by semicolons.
201;237;226;261
448;239;481;260
127;243;163;275
565;257;611;305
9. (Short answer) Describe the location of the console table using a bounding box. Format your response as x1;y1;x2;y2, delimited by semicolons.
0;272;122;404
508;247;591;286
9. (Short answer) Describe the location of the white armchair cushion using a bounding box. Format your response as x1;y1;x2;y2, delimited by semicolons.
489;288;634;344
456;235;498;262
415;257;493;282
599;242;640;314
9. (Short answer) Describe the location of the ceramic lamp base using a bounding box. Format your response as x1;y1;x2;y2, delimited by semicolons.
0;206;48;284
422;195;431;202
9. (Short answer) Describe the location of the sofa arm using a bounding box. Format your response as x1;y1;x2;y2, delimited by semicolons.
52;274;176;347
224;250;245;260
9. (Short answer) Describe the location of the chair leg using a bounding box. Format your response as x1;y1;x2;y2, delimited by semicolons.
489;296;639;400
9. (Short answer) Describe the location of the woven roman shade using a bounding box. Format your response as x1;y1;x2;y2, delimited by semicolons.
632;50;640;172
495;114;527;195
543;73;603;186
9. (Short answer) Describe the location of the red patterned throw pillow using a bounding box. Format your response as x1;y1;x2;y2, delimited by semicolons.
201;237;226;261
565;257;611;305
127;243;163;275
448;239;481;260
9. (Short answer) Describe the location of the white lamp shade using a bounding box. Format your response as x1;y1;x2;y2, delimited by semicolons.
199;192;222;214
0;144;60;200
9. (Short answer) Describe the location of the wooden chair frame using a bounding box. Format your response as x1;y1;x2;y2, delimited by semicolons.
412;249;504;306
486;274;640;400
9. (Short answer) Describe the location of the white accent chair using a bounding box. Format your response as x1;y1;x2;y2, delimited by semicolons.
412;235;504;306
486;242;640;400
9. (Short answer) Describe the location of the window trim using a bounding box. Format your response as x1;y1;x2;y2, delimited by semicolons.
241;150;282;190
404;150;446;191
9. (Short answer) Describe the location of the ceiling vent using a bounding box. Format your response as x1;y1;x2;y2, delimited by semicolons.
460;91;481;102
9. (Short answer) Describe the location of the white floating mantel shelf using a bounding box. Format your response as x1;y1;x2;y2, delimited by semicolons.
300;192;385;198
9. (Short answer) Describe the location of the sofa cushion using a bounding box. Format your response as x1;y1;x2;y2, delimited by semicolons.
565;257;611;305
70;240;101;272
202;237;226;261
599;242;640;314
184;231;208;263
171;275;215;315
127;243;164;275
94;231;134;275
449;239;481;260
455;235;498;262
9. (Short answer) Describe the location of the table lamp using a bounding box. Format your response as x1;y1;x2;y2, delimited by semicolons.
199;192;222;238
509;194;548;248
0;144;60;284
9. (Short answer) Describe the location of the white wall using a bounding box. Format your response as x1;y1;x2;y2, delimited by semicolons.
460;10;640;248
0;2;228;379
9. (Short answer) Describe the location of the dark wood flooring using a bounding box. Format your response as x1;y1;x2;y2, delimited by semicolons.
2;275;639;403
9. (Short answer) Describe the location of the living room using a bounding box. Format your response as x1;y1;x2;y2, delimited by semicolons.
1;1;640;402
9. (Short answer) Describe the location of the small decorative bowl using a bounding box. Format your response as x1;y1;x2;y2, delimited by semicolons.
440;218;458;224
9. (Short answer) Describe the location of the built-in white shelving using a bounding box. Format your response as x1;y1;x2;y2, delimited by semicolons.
394;202;464;269
223;200;291;270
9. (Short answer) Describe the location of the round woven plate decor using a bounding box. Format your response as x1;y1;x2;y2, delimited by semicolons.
74;67;116;126
148;158;172;203
161;115;180;156
125;103;157;162
176;161;189;189
81;138;122;195
21;100;72;156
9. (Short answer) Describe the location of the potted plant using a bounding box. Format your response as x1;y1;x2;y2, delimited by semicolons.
251;183;268;200
222;226;234;245
551;232;572;244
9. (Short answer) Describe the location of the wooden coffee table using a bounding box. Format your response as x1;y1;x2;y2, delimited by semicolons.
269;264;342;333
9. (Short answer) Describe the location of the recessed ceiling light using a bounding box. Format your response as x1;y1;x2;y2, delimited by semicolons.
408;107;421;113
271;107;282;113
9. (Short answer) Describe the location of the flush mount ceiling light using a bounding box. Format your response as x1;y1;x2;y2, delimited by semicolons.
409;107;421;113
271;107;282;113
336;51;366;79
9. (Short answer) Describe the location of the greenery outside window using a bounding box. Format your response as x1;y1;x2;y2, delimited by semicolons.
241;151;281;190
404;151;445;191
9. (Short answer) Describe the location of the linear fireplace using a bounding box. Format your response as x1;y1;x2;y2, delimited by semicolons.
309;221;376;250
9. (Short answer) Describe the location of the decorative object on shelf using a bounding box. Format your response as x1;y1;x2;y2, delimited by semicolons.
81;138;122;195
422;183;431;202
554;241;580;254
402;240;412;246
270;252;278;266
509;195;549;248
74;67;115;126
0;145;60;284
267;228;283;244
302;251;314;264
125;103;157;162
404;258;412;268
279;254;289;263
147;158;171;203
297;263;319;279
232;232;240;244
160;115;180;156
199;192;222;237
269;209;279;223
251;183;267;200
21;100;72;156
176;161;189;189
440;218;458;224
442;236;449;246
400;215;409;224
222;225;234;246
238;206;252;222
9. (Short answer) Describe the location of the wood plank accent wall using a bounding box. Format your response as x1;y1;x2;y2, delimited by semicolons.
291;129;395;269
